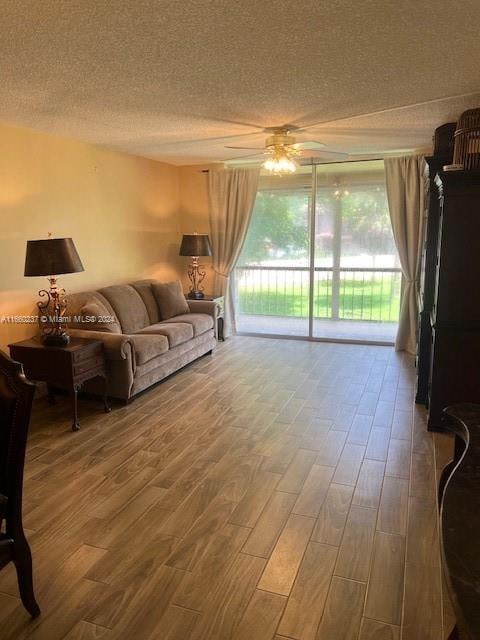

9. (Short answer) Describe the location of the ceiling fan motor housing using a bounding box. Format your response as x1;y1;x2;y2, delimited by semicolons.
265;133;296;148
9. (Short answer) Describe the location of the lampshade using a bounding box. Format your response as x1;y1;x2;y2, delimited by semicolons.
24;238;84;277
179;234;212;257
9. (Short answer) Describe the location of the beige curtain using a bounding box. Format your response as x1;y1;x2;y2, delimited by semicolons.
208;167;260;337
384;155;425;354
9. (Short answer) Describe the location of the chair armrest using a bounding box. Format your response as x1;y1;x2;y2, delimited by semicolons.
67;330;132;361
186;299;219;319
0;494;7;519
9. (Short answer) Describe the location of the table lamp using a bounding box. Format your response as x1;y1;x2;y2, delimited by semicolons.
179;233;212;299
24;235;84;346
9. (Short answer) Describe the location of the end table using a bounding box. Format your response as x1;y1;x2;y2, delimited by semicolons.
201;295;224;341
9;336;111;431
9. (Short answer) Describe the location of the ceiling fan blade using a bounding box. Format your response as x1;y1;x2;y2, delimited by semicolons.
140;132;267;149
190;114;266;129
224;145;266;150
300;149;349;160
223;151;266;161
304;127;423;138
293;141;327;150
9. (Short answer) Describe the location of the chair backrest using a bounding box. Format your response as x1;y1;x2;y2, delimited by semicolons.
441;404;480;639
0;350;35;538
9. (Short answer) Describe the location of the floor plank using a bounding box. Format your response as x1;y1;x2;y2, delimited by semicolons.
333;443;365;486
377;476;408;536
364;532;406;625
292;465;334;518
358;618;400;639
335;505;377;582
315;576;366;640
277;542;337;640
276;449;317;494
352;459;385;509
242;491;297;558
257;514;315;596
311;483;354;547
190;553;266;640
232;590;286;640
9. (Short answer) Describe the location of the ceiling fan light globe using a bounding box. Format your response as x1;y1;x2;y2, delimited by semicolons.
263;157;276;172
262;153;298;175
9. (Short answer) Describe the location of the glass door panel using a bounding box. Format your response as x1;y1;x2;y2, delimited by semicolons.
312;160;400;342
235;165;313;336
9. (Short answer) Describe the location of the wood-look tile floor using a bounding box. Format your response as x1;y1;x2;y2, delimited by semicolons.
0;336;454;639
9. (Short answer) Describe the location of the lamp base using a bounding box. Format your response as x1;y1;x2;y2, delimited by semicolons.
43;333;70;347
187;291;205;300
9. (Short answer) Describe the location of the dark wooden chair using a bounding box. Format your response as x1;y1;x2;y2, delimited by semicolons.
0;350;40;617
440;404;480;640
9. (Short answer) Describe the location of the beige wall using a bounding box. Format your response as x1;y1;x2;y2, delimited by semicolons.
0;121;183;350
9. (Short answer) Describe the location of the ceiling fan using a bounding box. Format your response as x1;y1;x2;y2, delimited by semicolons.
223;125;349;174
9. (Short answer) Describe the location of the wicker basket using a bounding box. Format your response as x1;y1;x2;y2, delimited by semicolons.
453;108;480;170
433;122;456;159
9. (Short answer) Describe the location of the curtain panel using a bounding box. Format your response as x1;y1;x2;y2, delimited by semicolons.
384;155;425;354
208;167;260;337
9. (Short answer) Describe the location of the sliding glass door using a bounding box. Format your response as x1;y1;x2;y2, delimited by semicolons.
235;160;400;343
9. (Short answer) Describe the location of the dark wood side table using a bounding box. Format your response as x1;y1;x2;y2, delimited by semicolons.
9;337;111;431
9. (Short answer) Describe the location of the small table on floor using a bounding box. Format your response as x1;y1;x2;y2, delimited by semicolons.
186;294;225;340
202;295;224;341
9;336;111;431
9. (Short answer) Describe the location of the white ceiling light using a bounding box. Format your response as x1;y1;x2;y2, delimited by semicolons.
263;153;298;174
262;139;299;174
262;130;299;174
261;131;297;173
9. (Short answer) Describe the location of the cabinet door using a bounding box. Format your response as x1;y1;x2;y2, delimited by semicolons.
428;327;480;429
431;195;444;327
435;189;480;327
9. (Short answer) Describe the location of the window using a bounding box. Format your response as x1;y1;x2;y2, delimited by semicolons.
235;160;400;342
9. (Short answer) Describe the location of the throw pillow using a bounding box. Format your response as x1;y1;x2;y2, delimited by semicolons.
152;280;190;320
77;301;121;333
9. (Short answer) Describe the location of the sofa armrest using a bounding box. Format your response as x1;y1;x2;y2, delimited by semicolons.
67;329;132;361
186;299;219;319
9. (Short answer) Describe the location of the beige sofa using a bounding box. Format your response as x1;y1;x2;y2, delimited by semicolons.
66;279;217;402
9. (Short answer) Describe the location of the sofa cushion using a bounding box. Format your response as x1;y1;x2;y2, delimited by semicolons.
152;281;189;320
127;334;169;365
136;322;193;347
134;330;215;384
99;285;150;334
131;279;160;325
162;313;213;337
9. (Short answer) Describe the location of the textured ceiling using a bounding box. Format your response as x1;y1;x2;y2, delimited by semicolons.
1;0;480;165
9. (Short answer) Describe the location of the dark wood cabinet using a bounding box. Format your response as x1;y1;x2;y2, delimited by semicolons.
417;169;480;430
415;154;446;405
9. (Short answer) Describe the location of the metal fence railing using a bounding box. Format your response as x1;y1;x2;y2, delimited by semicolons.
235;265;402;323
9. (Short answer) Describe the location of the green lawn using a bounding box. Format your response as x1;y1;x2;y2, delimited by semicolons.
238;277;401;322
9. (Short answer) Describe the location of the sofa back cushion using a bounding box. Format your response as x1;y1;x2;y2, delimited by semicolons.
131;279;160;325
99;285;150;334
67;291;121;333
152;281;190;320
